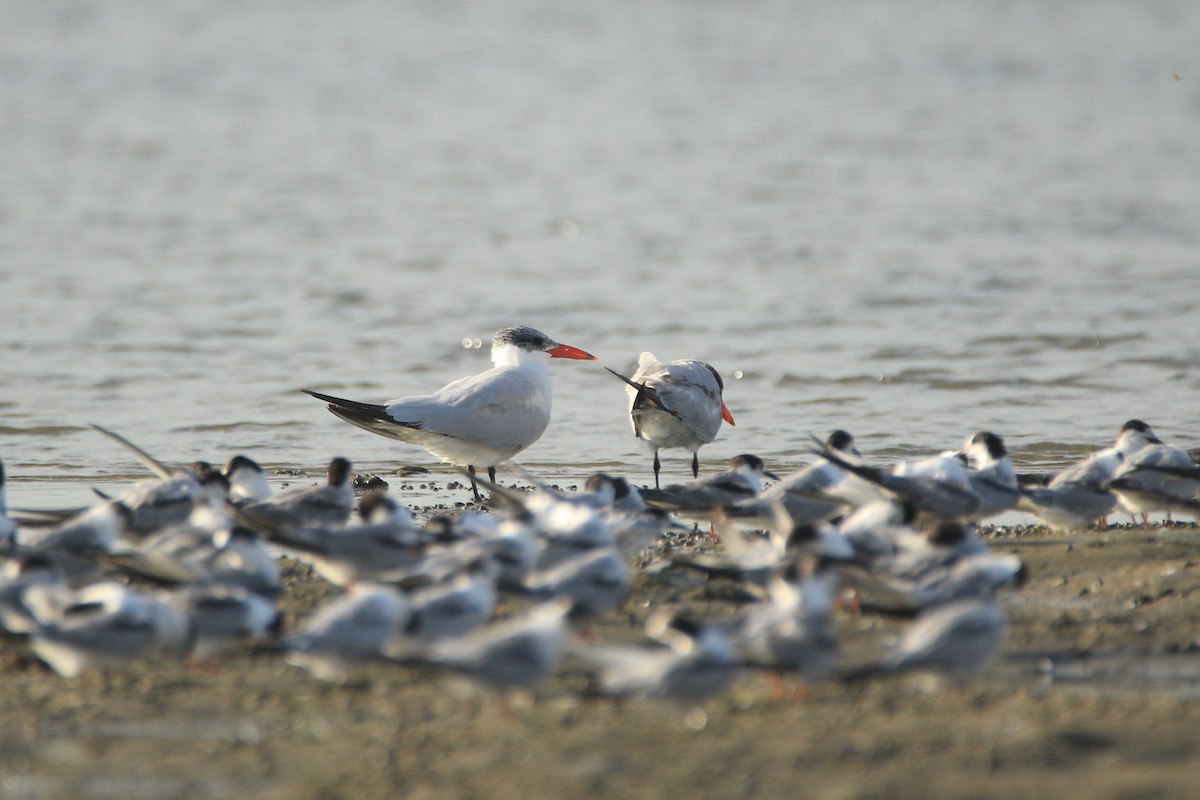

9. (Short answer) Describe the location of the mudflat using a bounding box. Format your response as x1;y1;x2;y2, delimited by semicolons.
3;517;1200;800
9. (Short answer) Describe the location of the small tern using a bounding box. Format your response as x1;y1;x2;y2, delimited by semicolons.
30;582;192;678
640;454;779;512
606;352;735;488
398;599;573;689
304;326;596;502
812;438;981;522
727;430;871;527
1101;422;1198;524
283;583;413;682
234;457;354;535
1016;420;1158;529
573;612;741;704
958;432;1020;521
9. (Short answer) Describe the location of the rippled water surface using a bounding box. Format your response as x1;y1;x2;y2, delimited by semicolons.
3;1;1200;511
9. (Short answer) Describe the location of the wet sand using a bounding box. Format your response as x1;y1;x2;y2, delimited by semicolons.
3;509;1200;800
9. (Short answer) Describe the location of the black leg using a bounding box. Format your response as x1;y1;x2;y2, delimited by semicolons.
691;452;699;479
467;465;482;503
488;466;497;484
653;451;661;489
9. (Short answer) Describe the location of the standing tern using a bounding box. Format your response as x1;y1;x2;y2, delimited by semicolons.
305;326;596;502
1100;422;1198;524
958;432;1020;521
606;352;734;488
1016;420;1158;530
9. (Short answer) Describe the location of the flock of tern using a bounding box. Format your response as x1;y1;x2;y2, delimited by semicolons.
1;324;1197;706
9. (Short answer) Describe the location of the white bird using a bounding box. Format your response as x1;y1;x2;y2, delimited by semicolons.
876;599;1008;679
393;561;498;643
399;599;573;689
87;424;227;536
172;583;281;661
263;513;426;587
29;582;192;678
607;352;735;488
1017;420;1158;530
641;454;779;512
234;457;355;535
223;455;273;505
813;439;981;522
283;583;413;682
304;326;596;502
731;558;841;685
727;430;873;527
573;612;741;703
523;546;631;618
0;555;69;637
958;432;1020;521
1101;422;1199;524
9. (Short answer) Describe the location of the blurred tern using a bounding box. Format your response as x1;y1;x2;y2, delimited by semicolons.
0;555;69;638
399;561;499;642
88;424;226;535
641;454;779;512
847;599;1009;682
304;326;596;502
172;582;281;661
397;599;573;689
223;455;273;505
606;352;735;487
523;546;631;618
30;582;192;678
284;583;413;681
732;558;841;685
573;612;741;703
235;457;354;534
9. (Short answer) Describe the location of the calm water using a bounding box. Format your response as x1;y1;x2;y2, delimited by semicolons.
3;1;1200;514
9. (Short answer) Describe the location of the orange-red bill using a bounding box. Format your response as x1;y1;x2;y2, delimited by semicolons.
721;403;735;426
546;343;597;360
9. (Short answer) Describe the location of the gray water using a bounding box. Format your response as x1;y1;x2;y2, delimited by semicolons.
3;1;1200;512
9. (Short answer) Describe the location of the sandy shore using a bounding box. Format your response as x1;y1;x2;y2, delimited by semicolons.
3;511;1200;800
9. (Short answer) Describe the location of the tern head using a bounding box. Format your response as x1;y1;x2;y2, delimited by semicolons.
961;431;1007;467
727;454;780;481
826;429;859;456
1115;419;1162;452
325;457;353;488
491;326;596;362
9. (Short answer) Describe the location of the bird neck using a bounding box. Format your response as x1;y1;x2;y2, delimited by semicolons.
492;344;549;370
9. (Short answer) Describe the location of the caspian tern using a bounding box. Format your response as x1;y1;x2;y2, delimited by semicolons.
606;352;734;488
304;326;596;502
